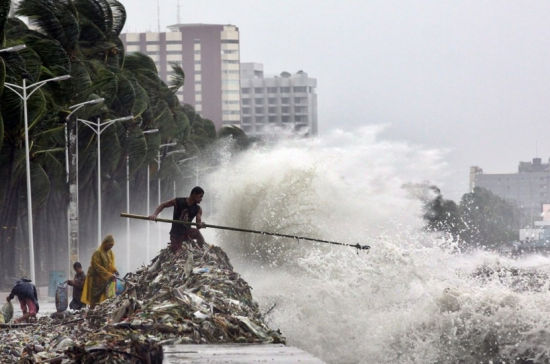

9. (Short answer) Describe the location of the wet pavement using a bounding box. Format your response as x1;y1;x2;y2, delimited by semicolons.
1;289;60;319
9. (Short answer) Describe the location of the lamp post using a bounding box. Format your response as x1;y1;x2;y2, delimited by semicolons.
140;129;159;262
4;74;71;283
125;128;158;269
0;44;26;53
77;115;133;244
176;156;199;186
155;143;177;249
65;98;104;276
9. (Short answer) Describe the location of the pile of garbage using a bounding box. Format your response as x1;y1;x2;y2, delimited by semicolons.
0;243;284;363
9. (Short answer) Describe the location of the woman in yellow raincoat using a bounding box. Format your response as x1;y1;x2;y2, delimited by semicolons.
81;234;118;308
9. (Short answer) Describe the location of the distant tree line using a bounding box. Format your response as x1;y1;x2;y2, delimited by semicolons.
414;185;521;249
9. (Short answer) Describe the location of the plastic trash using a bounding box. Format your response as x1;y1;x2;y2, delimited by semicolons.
115;279;125;296
55;282;68;312
192;267;210;274
2;301;14;323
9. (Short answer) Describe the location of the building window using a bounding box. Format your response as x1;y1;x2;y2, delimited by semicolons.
295;106;308;113
280;87;290;93
242;88;251;94
125;33;140;42
242;117;251;124
254;87;263;93
281;107;290;113
256;116;265;123
242;107;251;114
167;44;182;51
255;107;264;114
268;97;277;104
293;86;307;92
242;99;251;105
282;116;290;122
281;97;290;104
254;98;264;104
267;87;278;93
268;116;277;123
167;54;181;61
294;97;306;104
268;107;277;114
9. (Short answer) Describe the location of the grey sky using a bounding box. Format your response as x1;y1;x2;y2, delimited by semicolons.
120;0;550;199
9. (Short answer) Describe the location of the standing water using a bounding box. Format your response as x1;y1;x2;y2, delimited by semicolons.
204;127;550;363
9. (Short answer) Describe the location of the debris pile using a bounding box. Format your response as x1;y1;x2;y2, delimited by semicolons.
0;243;284;363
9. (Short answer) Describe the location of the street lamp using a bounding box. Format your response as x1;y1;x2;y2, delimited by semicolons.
0;44;26;53
164;150;188;201
65;98;104;275
155;143;177;249
141;129;159;262
176;156;199;186
4;74;71;283
77;115;133;245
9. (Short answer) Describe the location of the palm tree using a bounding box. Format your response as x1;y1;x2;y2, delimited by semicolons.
0;0;229;286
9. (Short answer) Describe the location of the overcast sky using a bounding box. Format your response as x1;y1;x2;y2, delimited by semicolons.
119;0;550;199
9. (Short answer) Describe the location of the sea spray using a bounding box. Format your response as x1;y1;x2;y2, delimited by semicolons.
206;127;550;363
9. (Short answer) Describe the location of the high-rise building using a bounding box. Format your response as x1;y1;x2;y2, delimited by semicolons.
240;63;318;137
471;157;550;224
121;24;241;130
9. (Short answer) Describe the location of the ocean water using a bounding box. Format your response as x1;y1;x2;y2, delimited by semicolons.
205;127;550;363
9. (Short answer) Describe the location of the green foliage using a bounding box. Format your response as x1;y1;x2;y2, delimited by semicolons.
0;0;10;44
168;62;184;93
421;185;521;249
458;187;521;248
0;0;232;286
218;125;251;150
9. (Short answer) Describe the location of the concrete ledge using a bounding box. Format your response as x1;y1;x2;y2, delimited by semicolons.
163;344;325;363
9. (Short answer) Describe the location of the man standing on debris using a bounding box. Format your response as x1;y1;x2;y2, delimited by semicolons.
149;186;206;251
67;262;86;310
6;278;39;323
81;235;118;308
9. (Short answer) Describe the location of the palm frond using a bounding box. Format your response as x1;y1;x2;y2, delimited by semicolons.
16;0;80;53
0;0;10;42
168;62;185;93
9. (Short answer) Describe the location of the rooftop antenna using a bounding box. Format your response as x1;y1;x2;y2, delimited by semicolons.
157;0;161;32
177;0;181;24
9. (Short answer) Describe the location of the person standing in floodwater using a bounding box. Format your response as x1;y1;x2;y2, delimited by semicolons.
148;186;206;251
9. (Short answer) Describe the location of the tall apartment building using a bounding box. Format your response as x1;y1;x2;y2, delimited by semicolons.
471;158;550;224
121;24;241;130
240;63;318;137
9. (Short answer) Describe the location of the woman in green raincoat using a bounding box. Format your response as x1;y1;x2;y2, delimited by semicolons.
81;234;118;308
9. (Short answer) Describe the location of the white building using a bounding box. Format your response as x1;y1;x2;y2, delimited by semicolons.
240;63;318;137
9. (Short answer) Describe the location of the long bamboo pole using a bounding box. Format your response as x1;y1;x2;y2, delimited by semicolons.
120;212;370;250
